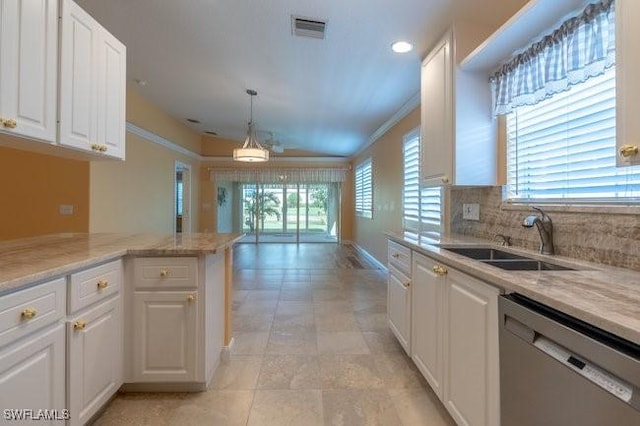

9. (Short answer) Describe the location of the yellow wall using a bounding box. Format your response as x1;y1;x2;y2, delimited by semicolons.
351;107;420;264
90;89;201;233
0;144;89;240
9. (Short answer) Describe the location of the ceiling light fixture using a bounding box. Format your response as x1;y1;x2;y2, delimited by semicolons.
391;41;413;53
233;89;269;162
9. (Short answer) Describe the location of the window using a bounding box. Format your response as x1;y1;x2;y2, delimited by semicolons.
355;158;373;218
506;67;640;202
403;129;442;235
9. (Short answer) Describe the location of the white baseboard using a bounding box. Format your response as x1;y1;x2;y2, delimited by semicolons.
221;337;235;361
348;242;388;273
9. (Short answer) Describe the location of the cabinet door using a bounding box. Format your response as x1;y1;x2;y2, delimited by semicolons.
616;0;640;166
96;29;126;159
421;32;453;185
444;269;500;426
132;291;198;382
411;253;444;399
59;0;98;152
67;296;122;426
0;0;57;142
387;265;411;354
0;324;65;423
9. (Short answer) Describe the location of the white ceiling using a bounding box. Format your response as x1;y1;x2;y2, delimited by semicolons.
77;0;526;157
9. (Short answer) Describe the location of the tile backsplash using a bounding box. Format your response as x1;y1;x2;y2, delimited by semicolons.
450;186;640;271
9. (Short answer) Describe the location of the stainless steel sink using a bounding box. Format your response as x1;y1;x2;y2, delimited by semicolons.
481;259;575;271
444;247;527;261
443;246;576;271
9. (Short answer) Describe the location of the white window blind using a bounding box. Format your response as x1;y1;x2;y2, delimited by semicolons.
506;67;640;202
355;158;373;218
403;131;420;231
402;128;442;235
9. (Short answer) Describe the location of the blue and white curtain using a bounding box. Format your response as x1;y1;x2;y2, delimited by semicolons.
490;0;615;116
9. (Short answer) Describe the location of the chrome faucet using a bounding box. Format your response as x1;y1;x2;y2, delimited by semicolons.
522;207;554;255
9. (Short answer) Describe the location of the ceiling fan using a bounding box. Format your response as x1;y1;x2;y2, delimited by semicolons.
260;131;287;154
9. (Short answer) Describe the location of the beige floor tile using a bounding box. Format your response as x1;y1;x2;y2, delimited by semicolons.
276;301;314;316
266;330;318;355
317;331;371;355
232;331;270;355
319;355;385;389
314;301;354;314
234;313;274;331
389;388;456;426
362;330;404;353
355;312;389;331
312;288;349;302
272;312;316;333
279;288;314;301
232;290;249;303
257;355;321;389
247;390;324;426
245;289;281;301
315;312;360;332
235;300;278;315
322;389;403;426
165;390;254;426
209;355;262;390
373;352;427;389
92;393;184;426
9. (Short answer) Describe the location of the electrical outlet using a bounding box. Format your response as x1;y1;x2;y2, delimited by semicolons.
59;204;74;216
463;203;480;221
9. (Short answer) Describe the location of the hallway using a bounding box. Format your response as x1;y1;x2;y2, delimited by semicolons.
95;243;454;425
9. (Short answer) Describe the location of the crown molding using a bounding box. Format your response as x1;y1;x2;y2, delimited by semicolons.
126;122;203;160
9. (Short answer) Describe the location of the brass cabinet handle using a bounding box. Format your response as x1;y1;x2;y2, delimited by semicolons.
2;118;17;129
431;265;448;276
441;176;449;184
97;280;109;289
99;145;108;152
620;145;639;158
91;143;100;151
73;320;86;330
404;281;411;288
21;308;37;320
159;269;169;277
391;253;400;258
187;294;196;302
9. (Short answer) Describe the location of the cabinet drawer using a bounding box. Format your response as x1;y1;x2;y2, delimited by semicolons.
0;278;66;348
69;259;122;314
388;241;412;276
133;257;198;289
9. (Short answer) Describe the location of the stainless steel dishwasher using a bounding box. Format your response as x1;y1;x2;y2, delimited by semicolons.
499;293;640;426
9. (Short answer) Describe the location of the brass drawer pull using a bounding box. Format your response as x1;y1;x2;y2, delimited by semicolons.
432;265;448;276
73;320;86;330
620;145;639;158
159;269;169;277
21;308;37;320
187;294;196;302
404;281;411;288
2;118;17;129
97;280;109;289
391;253;400;258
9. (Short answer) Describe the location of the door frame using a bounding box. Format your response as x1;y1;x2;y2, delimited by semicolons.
174;161;192;233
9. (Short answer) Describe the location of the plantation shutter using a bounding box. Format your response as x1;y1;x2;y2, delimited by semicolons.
403;130;420;231
355;159;373;218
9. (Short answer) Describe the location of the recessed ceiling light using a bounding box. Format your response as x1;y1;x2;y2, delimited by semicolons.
391;41;413;53
205;131;217;135
186;118;200;124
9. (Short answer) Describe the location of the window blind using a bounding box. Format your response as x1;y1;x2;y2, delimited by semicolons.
403;131;420;231
420;186;442;234
355;158;373;218
506;67;640;201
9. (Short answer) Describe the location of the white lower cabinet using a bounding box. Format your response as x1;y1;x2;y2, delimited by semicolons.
0;324;66;423
391;239;502;426
131;290;198;382
387;265;411;354
67;295;122;426
411;253;444;398
443;268;500;426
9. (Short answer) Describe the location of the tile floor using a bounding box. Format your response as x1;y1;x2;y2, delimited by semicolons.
94;243;455;425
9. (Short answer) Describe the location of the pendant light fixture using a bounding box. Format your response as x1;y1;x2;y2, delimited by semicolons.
233;89;269;162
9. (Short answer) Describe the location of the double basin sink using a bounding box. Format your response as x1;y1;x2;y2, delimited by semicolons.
442;247;576;271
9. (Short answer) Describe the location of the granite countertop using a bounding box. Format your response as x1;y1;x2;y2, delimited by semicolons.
0;233;242;295
387;232;640;346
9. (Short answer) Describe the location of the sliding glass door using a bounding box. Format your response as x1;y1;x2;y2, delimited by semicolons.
231;182;339;243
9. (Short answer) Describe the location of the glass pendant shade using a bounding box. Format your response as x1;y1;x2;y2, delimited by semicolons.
233;90;269;162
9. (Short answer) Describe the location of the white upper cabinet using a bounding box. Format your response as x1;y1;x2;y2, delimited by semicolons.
616;0;640;166
421;29;498;186
0;0;58;143
59;0;126;159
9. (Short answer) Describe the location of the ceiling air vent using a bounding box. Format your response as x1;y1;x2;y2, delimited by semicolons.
291;15;327;39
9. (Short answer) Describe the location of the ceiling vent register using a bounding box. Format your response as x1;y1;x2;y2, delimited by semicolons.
292;16;327;39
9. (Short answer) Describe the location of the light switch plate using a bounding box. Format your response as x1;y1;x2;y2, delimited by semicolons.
463;203;480;221
59;204;74;215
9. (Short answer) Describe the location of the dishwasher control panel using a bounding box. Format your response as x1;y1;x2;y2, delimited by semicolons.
534;336;633;403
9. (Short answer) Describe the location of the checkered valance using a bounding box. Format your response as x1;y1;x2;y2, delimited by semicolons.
490;0;615;116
